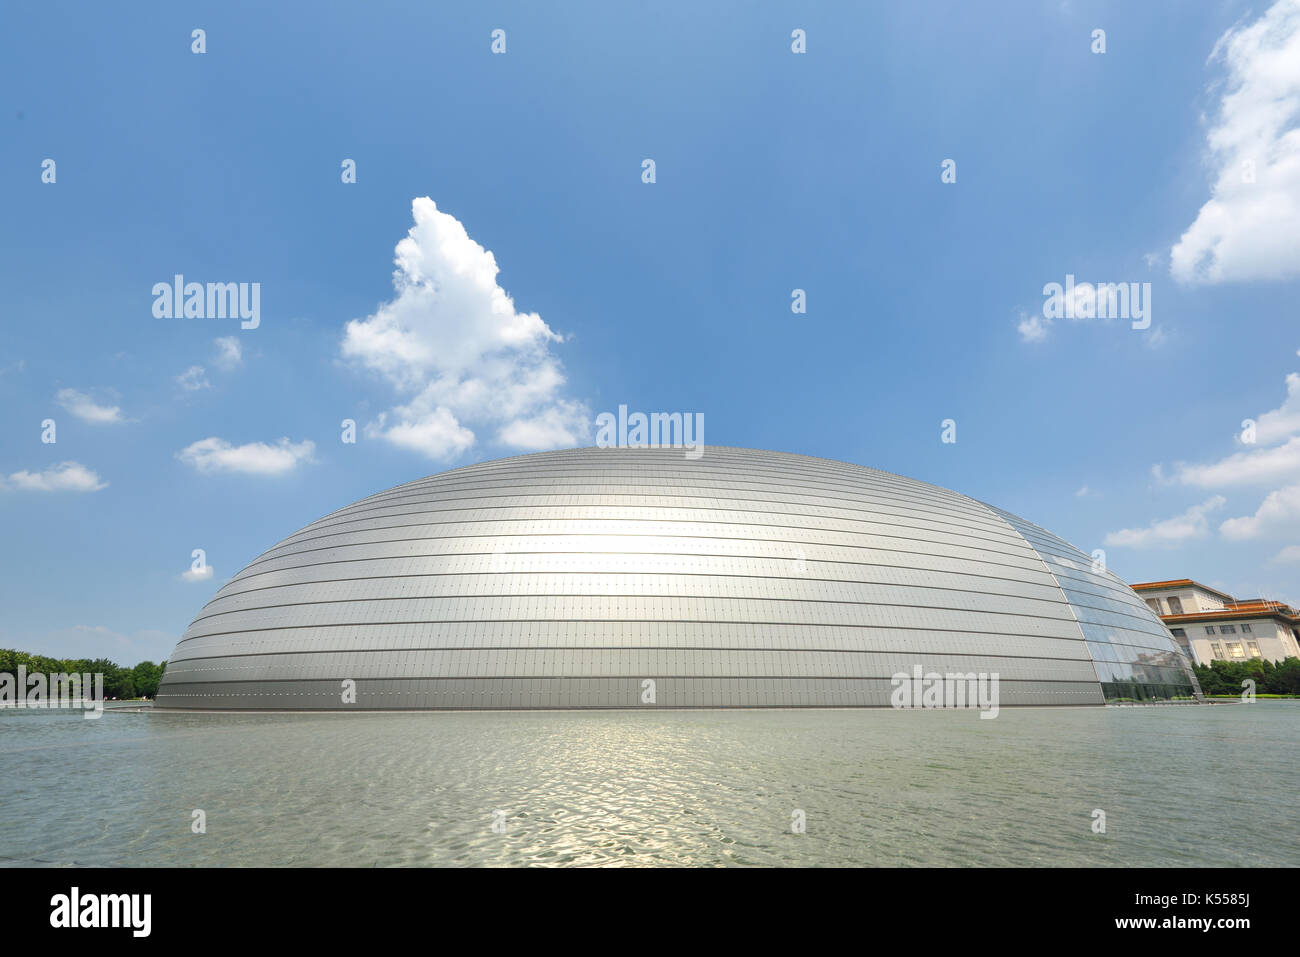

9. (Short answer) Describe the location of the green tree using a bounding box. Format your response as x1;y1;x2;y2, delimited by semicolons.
131;661;164;698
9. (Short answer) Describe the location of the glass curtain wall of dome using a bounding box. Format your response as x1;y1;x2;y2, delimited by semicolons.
156;447;1201;710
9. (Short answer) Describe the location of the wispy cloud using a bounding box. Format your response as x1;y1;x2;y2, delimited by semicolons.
1159;372;1300;486
1;461;107;492
1221;482;1300;539
55;388;127;425
1104;496;1226;547
0;624;173;663
1168;435;1300;487
341;197;590;461
1249;371;1300;444
176;365;210;392
177;437;316;476
213;336;244;371
1017;310;1051;343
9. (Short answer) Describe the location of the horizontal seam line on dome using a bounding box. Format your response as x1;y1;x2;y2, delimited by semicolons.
301;464;990;527
310;481;1012;536
174;618;1096;646
341;481;1003;526
165;646;1104;664
282;501;1028;552
285;467;1019;529
218;550;1067;597
204;569;1071;611
241;521;1041;576
230;534;1051;587
369;455;967;492
185;591;1082;629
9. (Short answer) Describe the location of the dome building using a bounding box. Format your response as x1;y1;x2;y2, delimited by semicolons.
156;447;1200;710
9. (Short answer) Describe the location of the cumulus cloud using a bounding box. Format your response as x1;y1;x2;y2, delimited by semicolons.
176;365;210;391
1;461;107;492
1170;0;1300;283
1221;482;1300;538
213;336;243;370
341;197;590;460
1272;544;1300;562
55;388;126;425
177;437;316;475
179;564;214;582
1104;496;1226;547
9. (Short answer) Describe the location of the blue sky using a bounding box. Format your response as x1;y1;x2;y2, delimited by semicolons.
2;0;1299;664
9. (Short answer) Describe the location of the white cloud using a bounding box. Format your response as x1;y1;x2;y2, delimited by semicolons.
177;437;316;475
1170;434;1300;487
1272;544;1300;562
1103;496;1226;547
1017;311;1051;343
1170;0;1300;283
1075;485;1098;498
179;565;214;582
1157;372;1300;487
341;197;589;460
1221;482;1300;538
373;404;474;460
213;336;244;370
1;461;107;492
497;400;593;449
55;388;126;424
176;365;210;391
1249;371;1300;444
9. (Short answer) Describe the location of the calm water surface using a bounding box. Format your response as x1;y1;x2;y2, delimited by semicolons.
1;705;1296;867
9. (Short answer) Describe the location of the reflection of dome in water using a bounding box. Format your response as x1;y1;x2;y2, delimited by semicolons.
156;446;1200;710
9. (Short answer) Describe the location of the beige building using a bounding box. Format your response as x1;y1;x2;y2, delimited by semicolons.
1132;579;1300;665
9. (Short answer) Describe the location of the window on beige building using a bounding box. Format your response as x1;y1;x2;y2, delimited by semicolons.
1168;596;1184;614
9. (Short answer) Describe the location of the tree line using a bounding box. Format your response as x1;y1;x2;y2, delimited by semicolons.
1192;656;1300;697
0;648;167;700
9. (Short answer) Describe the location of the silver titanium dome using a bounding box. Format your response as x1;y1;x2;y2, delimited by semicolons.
156;446;1201;710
